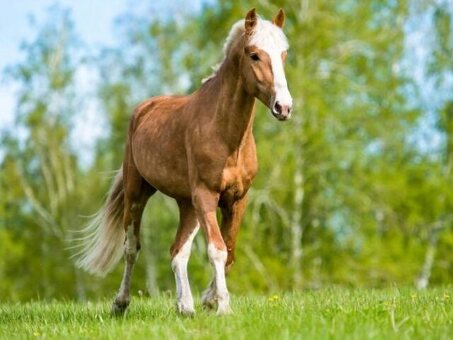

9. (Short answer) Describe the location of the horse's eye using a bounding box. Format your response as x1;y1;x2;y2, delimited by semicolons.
250;53;260;61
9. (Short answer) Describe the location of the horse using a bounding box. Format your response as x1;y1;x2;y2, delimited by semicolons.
76;8;292;316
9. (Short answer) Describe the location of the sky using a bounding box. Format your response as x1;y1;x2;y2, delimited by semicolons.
0;0;119;128
0;0;209;164
0;0;207;130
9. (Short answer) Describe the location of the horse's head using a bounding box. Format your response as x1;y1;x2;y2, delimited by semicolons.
241;8;292;121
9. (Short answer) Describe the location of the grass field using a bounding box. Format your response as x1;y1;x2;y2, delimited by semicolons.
1;288;452;339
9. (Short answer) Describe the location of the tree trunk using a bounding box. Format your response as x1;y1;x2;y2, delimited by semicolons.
416;224;443;290
290;157;304;289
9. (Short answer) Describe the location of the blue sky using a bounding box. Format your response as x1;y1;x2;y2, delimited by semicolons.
0;0;212;165
0;0;207;130
0;0;119;128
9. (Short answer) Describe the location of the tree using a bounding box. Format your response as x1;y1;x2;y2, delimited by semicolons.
0;6;86;299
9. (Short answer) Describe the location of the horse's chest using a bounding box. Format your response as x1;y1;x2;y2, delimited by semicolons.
220;162;256;203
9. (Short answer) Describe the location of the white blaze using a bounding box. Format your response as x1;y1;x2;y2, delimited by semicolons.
249;18;292;110
270;51;292;110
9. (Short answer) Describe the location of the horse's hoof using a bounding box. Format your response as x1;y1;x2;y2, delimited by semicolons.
215;294;232;315
176;302;195;318
177;307;195;318
201;290;216;310
216;304;233;316
202;299;216;310
111;300;129;316
203;303;215;310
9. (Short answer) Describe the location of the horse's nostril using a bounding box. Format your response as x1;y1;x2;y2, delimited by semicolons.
274;101;282;114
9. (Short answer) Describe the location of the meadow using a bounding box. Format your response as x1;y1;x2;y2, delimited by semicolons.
1;288;451;339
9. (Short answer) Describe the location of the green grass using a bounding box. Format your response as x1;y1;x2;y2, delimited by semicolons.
1;288;452;339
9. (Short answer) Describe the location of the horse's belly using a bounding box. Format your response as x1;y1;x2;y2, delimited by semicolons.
141;161;191;199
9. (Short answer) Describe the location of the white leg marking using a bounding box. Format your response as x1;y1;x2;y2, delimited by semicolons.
207;243;231;315
171;225;199;315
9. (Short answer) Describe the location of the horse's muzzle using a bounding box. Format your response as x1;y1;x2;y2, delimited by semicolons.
272;101;292;121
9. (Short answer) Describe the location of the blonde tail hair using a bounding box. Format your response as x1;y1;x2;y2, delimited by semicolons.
74;169;125;277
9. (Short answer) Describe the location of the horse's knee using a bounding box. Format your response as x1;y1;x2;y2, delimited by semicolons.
207;244;227;266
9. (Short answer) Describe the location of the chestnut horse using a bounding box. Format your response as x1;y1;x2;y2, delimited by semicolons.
76;8;292;316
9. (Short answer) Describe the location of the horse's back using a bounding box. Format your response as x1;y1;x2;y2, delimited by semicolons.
131;95;190;131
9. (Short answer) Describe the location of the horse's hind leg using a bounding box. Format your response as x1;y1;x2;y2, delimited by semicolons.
170;200;199;316
112;164;155;315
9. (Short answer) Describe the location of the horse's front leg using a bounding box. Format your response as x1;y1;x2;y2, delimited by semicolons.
192;186;231;315
170;200;199;316
202;196;247;310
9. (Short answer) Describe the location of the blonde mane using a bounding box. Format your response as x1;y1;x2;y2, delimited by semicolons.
202;20;245;83
223;20;246;56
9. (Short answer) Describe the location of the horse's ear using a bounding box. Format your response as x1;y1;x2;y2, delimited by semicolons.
272;8;285;28
245;8;257;35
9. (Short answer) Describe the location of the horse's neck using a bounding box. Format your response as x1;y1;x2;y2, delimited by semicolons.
210;58;256;150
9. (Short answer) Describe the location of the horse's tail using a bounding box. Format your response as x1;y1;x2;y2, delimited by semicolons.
74;168;125;277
